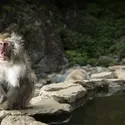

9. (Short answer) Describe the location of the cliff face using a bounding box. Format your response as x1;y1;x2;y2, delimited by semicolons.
0;3;65;75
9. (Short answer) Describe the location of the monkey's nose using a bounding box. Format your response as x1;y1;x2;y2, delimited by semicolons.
0;49;5;54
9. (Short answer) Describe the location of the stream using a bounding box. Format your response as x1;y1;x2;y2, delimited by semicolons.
60;94;125;125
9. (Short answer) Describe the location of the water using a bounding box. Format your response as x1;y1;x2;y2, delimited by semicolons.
61;94;125;125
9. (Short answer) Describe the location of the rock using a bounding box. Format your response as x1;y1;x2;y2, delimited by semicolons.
37;78;47;86
101;79;125;96
55;68;87;83
73;79;108;90
1;115;48;125
91;71;117;79
21;96;72;115
47;73;56;80
65;68;88;81
113;69;125;80
0;110;23;121
40;81;77;91
108;65;125;71
35;83;44;88
0;97;72;122
45;73;57;83
40;82;87;103
34;88;41;97
107;79;125;87
55;74;68;83
1;4;65;74
95;66;109;73
89;66;109;74
29;121;48;125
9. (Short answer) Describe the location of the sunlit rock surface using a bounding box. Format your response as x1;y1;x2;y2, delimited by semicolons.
40;82;87;103
1;115;48;125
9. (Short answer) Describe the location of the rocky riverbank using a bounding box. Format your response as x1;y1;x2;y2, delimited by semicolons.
1;65;125;125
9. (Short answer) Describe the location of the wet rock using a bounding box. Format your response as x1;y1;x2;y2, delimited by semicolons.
97;79;125;96
1;115;48;125
107;79;125;86
40;82;87;103
107;79;125;93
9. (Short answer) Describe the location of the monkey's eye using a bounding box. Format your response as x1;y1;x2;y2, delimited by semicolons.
0;41;10;46
4;42;11;47
4;43;9;46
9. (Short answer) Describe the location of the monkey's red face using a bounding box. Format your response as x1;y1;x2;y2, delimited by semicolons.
0;40;11;61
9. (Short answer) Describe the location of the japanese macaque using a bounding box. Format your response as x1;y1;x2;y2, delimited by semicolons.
0;32;36;110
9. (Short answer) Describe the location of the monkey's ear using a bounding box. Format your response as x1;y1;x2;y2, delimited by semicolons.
9;32;24;55
10;32;24;46
11;32;24;43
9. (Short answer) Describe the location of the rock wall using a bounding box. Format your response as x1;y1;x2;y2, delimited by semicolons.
0;3;66;76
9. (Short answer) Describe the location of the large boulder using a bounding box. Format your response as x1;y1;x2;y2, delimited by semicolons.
65;68;88;81
28;96;72;115
113;69;125;80
0;3;66;75
108;65;125;80
40;82;87;103
0;97;72;121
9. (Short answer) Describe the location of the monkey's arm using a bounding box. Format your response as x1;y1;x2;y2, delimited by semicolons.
0;85;7;104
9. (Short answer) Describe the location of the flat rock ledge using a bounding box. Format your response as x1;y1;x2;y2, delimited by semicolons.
0;96;72;125
39;78;125;105
40;82;87;103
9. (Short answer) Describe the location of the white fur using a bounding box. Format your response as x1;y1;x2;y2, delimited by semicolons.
0;62;26;87
0;33;29;88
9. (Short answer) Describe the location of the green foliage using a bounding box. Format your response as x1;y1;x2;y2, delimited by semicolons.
0;1;125;67
87;58;98;66
98;56;117;67
65;50;88;66
110;39;125;58
59;1;125;66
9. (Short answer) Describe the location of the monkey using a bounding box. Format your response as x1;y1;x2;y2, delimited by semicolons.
0;32;36;110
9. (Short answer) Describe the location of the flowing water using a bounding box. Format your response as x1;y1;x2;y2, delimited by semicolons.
61;94;125;125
